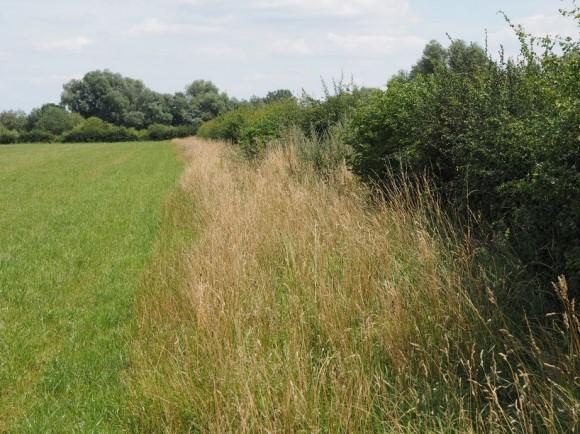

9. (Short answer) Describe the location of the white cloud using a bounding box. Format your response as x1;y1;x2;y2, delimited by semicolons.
269;38;313;55
191;45;240;58
127;18;182;35
178;0;410;17
125;18;224;36
251;0;409;17
37;36;93;52
327;32;425;55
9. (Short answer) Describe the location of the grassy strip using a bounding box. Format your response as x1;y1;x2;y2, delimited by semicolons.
0;141;182;432
128;138;578;433
126;169;199;433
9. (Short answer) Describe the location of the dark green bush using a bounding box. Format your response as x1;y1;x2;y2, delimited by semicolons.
143;124;196;141
0;125;19;144
347;21;580;295
62;117;139;143
172;125;198;138
18;129;57;143
144;124;176;141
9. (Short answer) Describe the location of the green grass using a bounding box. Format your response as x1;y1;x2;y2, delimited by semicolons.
0;141;182;433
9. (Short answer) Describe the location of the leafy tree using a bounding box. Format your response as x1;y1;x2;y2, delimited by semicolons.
61;72;231;129
168;92;195;126
186;79;231;124
410;40;448;78
61;70;171;128
186;80;220;98
28;104;83;135
0;110;27;132
447;40;490;74
409;39;489;79
264;89;295;103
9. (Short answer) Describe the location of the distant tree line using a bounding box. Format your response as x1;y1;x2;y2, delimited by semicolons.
0;71;238;143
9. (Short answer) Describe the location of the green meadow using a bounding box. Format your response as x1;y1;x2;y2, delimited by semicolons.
0;141;181;433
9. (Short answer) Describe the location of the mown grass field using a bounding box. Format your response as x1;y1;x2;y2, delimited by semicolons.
0;141;181;432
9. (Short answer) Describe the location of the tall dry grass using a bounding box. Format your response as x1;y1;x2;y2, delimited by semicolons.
128;137;578;433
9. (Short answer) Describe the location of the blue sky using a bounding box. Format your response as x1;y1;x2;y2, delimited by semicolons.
0;0;577;111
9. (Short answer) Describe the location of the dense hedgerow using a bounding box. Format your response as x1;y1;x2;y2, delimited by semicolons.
197;84;372;160
62;117;139;143
18;129;57;143
346;15;580;296
1;114;197;144
142;123;198;141
196;107;253;142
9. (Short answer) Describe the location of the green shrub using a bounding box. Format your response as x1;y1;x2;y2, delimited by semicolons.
143;124;196;141
19;129;57;143
198;83;373;160
144;124;175;141
197;108;252;142
0;125;19;144
62;117;139;143
198;100;304;159
347;19;580;296
300;85;376;138
238;100;304;159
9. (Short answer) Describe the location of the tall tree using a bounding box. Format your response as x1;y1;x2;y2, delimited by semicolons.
0;110;28;132
185;80;231;123
410;40;449;78
28;104;82;135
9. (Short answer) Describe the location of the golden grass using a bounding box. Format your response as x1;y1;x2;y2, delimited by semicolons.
128;137;578;433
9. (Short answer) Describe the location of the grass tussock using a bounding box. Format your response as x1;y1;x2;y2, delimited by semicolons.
128;137;578;433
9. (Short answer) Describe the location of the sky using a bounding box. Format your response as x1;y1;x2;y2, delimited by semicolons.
0;0;577;111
